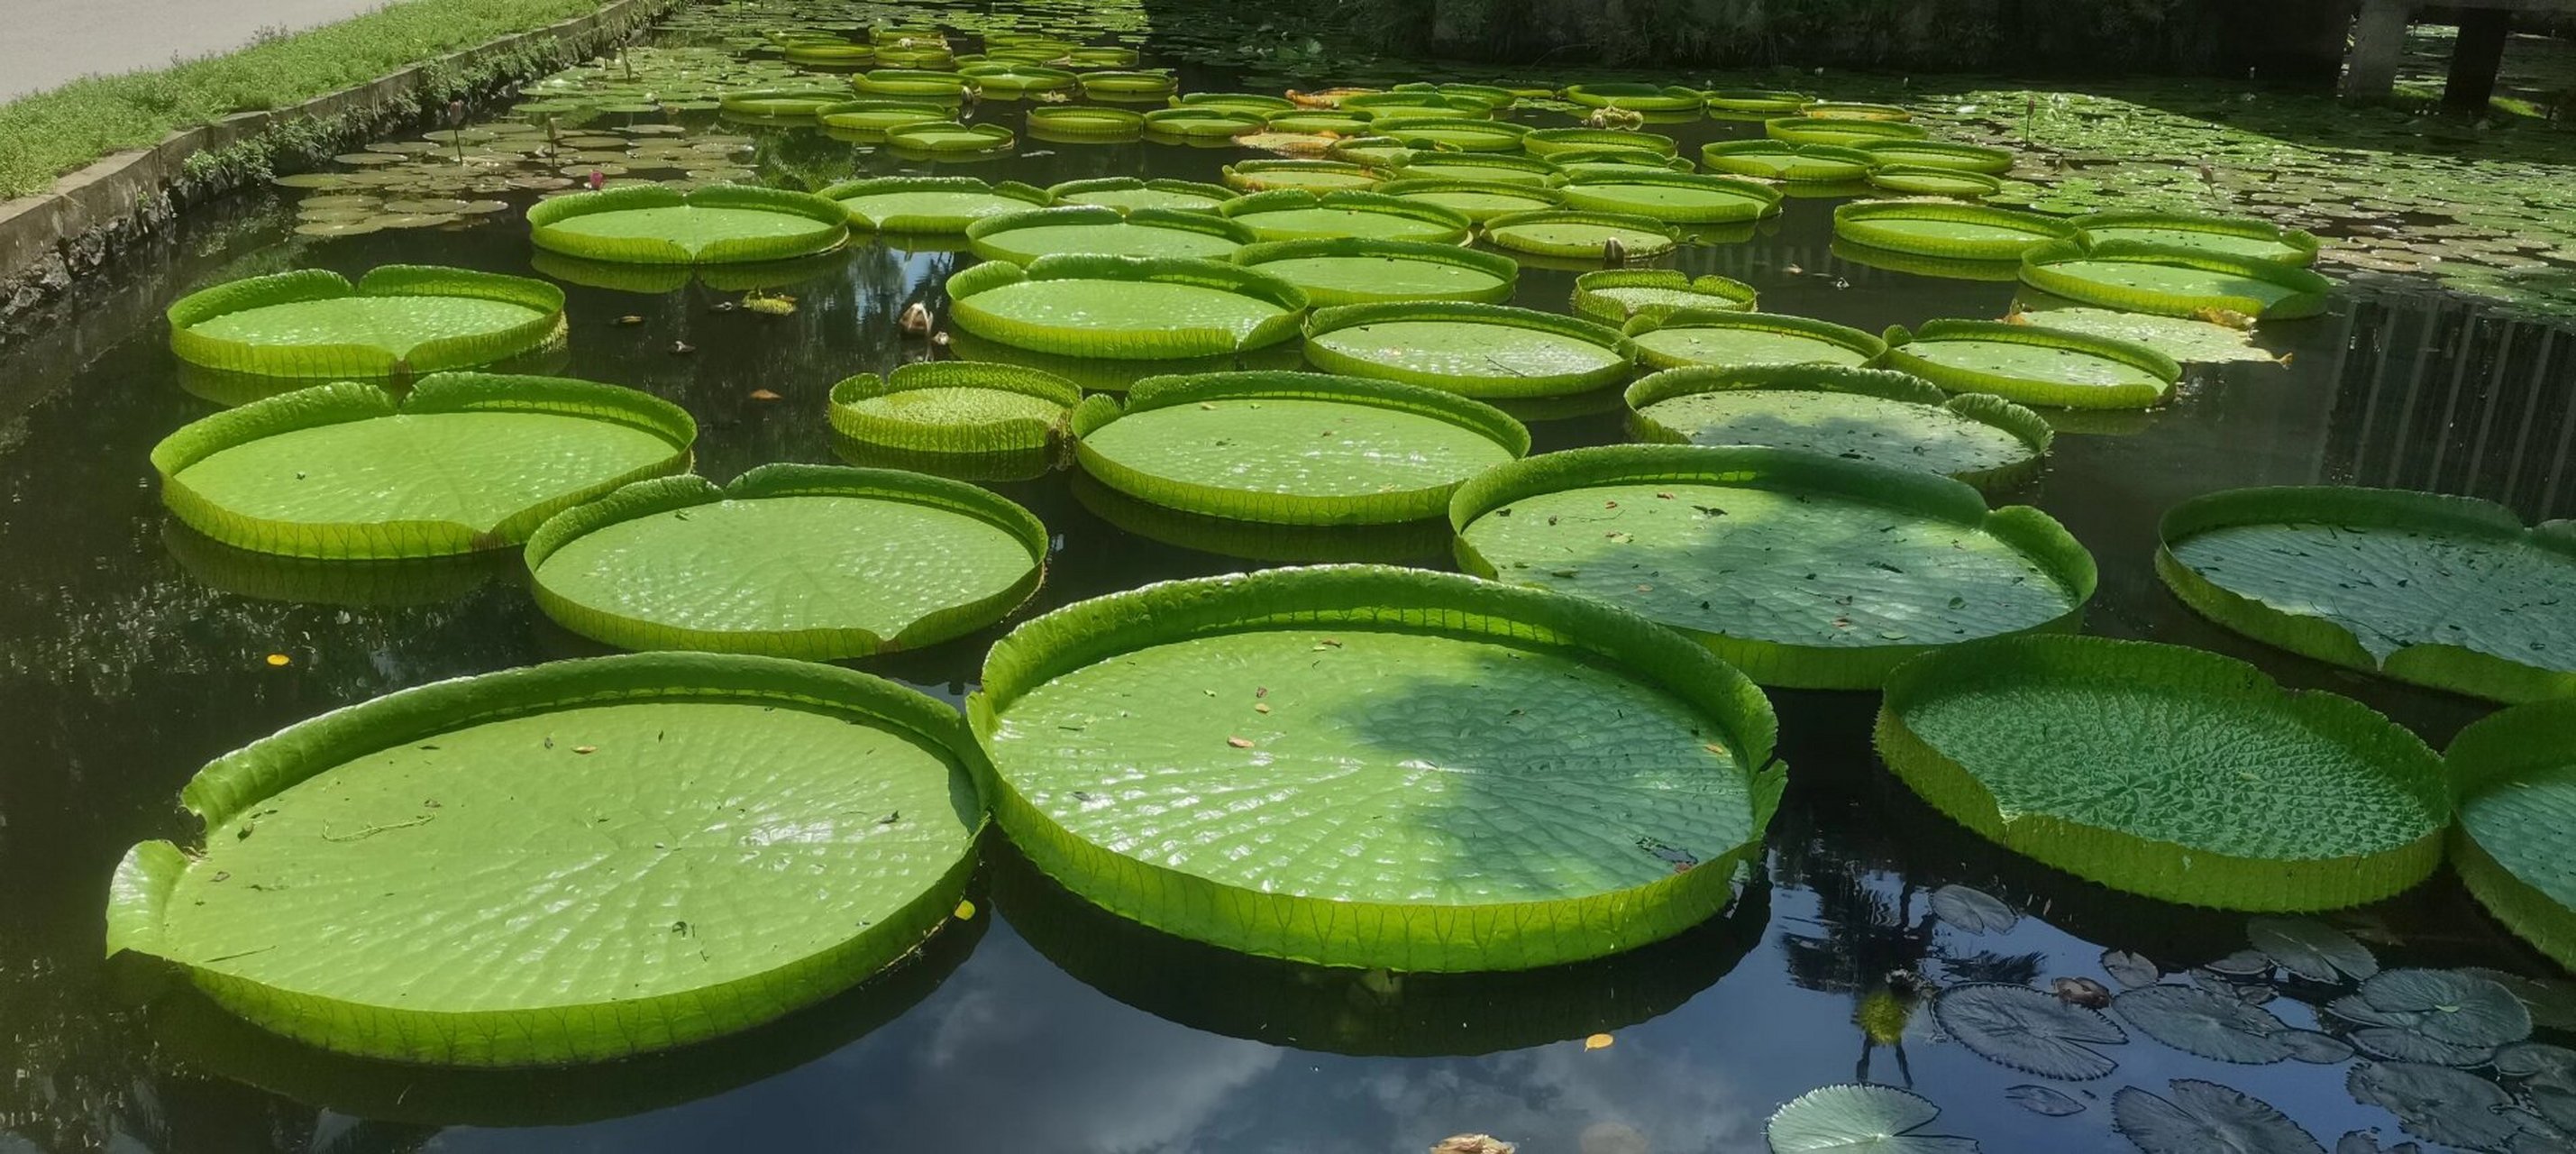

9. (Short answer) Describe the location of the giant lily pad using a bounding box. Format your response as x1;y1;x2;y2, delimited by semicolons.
1705;89;1812;117
1834;201;2080;261
852;69;972;100
717;87;853;117
105;653;983;1066
1230;238;1518;306
1876;635;2452;910
1071;371;1528;525
1483;209;1681;261
1550;172;1783;224
528;185;848;265
168;266;565;380
1375;178;1565;224
1069;472;1452;564
1141;107;1264;139
1572;270;1758;325
2115;985;2297;1064
1523;127;1679;159
526;465;1045;658
1079;69;1177;100
1046;177;1237;214
1879;320;2180;410
821;176;1051;234
2156;486;2576;702
1219;189;1472;243
1767;116;1927;147
1626;310;1887;371
1392;151;1560;187
1452;445;2093;687
2021;239;2334;320
1869;166;2004;199
885;120;1016;156
969;565;1784;971
1624;364;2051;493
1855;140;2015;175
152;375;694;559
946;254;1307;360
1303;301;1637;398
1701;140;1877;183
814;98;948;137
1561;83;1704;112
2076;211;2321;267
958;61;1076;96
2008;307;2279;365
826;360;1080;462
964;205;1252;263
2449;701;2576;969
1025;105;1146;142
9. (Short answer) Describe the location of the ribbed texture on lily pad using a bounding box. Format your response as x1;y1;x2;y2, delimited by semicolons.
2447;701;2576;968
168;266;567;381
946;254;1309;360
525;463;1046;659
527;185;849;265
1878;319;2180;410
105;653;986;1066
1571;270;1757;325
1229;238;1519;307
1700;140;1877;183
969;564;1785;971
820;176;1051;233
1874;635;2450;910
1303;300;1639;398
827;361;1081;457
1623;363;2051;493
151;374;695;559
2156;485;2576;702
1071;370;1529;525
2020;237;2334;320
1449;444;2094;687
1833;200;2079;261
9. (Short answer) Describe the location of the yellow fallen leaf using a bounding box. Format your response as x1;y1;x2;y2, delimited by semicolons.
954;898;976;920
573;745;598;755
1584;1032;1613;1050
263;653;291;667
1228;736;1255;748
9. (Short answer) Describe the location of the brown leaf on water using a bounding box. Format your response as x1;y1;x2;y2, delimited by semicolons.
1227;737;1254;748
1430;1136;1518;1154
748;389;782;400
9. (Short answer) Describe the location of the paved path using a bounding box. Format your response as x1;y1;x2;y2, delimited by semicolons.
1;0;395;101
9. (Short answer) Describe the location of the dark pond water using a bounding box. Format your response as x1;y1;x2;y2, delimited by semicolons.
4;14;2575;1154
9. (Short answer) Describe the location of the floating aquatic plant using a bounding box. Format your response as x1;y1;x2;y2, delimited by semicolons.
1624;364;2051;492
1878;319;2180;410
947;254;1308;360
1624;309;1887;372
528;185;848;264
1229;237;1518;306
2447;701;2576;970
168;266;566;380
822;175;1052;234
1303;300;1637;398
964;205;1253;263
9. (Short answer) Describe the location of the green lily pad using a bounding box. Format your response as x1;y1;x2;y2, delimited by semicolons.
1175;92;1298;115
1230;237;1518;306
1484;209;1681;261
1767;116;1927;147
1856;140;2015;175
715;87;852;116
964;205;1252;263
105;653;982;1066
886;120;1016;155
2246;917;2378;982
2076;211;2321;267
1880;319;2180;410
1392;151;1560;187
153;375;694;559
1265;110;1374;135
1704;89;1811;116
1079;70;1178;99
1219;189;1474;243
528;185;847;264
1832;238;2024;282
1701;141;1876;183
2020;239;2334;320
1522;128;1679;159
815;98;948;135
958;61;1077;96
970;565;1784;971
1868;165;2004;199
2157;486;2576;702
1141;107;1264;139
1767;1084;1978;1153
1373;115;1529;152
1561;83;1704;112
526;465;1045;658
1221;159;1384;194
1452;445;2093;688
1375;178;1566;224
2008;307;2279;364
1572;270;1758;325
1025;105;1146;141
1046;177;1237;214
2448;701;2576;972
1071;371;1528;525
1876;634;2452;910
1624;364;2051;493
826;360;1080;460
821;176;1052;233
947;253;1308;360
168;266;566;380
1551;172;1783;224
1303;301;1637;398
1625;310;1887;371
852;69;971;100
1834;201;2080;261
2345;1061;2525;1151
1934;982;2127;1079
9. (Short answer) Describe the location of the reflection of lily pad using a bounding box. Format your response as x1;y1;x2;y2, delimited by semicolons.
106;653;985;1065
526;465;1046;659
1933;982;2126;1080
162;521;511;608
1877;635;2452;910
971;565;1784;971
1452;445;2092;688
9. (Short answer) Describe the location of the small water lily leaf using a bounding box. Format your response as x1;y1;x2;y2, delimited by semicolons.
2350;1026;2498;1067
2206;950;2277;978
1931;884;2019;935
2495;1041;2576;1080
2115;985;2295;1064
2280;1030;2358;1064
2114;1080;2324;1154
2249;917;2379;984
2360;969;2533;1049
2463;970;2576;1033
1933;983;2126;1080
2006;1085;2087;1116
1767;1083;1979;1153
2103;950;2162;989
2347;1061;2525;1151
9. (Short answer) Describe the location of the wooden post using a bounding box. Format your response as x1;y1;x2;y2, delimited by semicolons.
2342;0;2415;99
2444;6;2513;113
